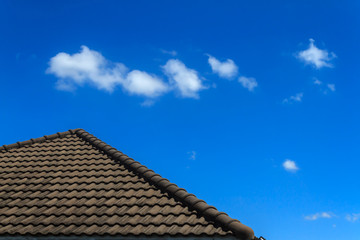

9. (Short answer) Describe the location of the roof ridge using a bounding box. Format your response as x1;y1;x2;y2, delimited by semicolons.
0;128;255;239
0;129;80;152
74;129;255;240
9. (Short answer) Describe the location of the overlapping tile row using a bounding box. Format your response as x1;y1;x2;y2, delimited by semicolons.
0;131;232;237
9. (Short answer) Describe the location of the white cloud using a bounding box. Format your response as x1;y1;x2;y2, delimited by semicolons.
283;92;303;104
162;59;204;98
189;151;196;160
47;46;126;92
313;78;322;85
297;39;336;69
346;213;360;222
124;70;168;97
161;49;177;56
208;55;238;79
47;46;169;98
282;159;299;172
238;76;258;91
313;78;336;94
305;212;333;221
327;84;336;92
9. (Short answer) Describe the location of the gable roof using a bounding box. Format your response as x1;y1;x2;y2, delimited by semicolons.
0;129;255;239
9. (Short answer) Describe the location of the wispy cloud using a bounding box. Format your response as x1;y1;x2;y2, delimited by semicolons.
161;49;177;56
346;213;360;222
313;78;336;94
283;92;303;104
327;84;336;92
47;46;169;98
162;59;205;98
297;39;336;69
305;212;333;221
207;55;238;79
282;159;299;172
188;151;196;160
238;76;258;91
313;78;322;85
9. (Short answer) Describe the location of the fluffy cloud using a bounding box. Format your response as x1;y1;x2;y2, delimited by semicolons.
305;212;333;221
162;59;204;98
346;213;360;222
297;39;336;69
47;46;126;92
282;159;299;172
124;70;168;97
283;92;303;104
208;55;238;79
238;76;258;91
47;46;169;98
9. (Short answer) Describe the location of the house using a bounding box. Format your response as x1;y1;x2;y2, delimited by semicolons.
0;129;259;240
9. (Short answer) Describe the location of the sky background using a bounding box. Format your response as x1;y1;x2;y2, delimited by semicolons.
1;1;360;239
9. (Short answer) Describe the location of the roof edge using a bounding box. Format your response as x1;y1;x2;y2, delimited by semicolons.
74;129;255;240
0;129;80;152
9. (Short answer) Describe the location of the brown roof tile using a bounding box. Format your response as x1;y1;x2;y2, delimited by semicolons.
0;129;255;239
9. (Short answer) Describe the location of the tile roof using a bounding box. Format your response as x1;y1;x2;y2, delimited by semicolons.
0;129;255;239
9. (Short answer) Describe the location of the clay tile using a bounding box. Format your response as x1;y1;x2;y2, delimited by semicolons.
157;179;172;189
193;201;211;212
112;152;122;158
142;170;156;179
164;183;177;191
202;207;219;218
228;221;255;240
97;142;107;148
150;175;163;184
135;166;147;173
107;149;117;155
21;140;32;146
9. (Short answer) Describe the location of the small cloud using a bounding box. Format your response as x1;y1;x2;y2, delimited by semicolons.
207;55;238;79
238;76;258;91
313;78;322;85
141;99;155;107
305;212;333;221
297;39;336;69
313;78;336;94
282;159;299;172
283;92;303;104
124;70;169;97
188;151;196;160
162;59;205;98
346;213;360;222
327;84;336;92
161;49;177;56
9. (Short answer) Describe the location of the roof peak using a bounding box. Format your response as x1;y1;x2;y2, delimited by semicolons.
0;128;255;240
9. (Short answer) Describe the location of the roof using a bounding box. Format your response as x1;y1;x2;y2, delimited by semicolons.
0;129;255;239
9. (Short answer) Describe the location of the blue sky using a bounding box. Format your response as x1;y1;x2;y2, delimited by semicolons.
1;1;359;239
